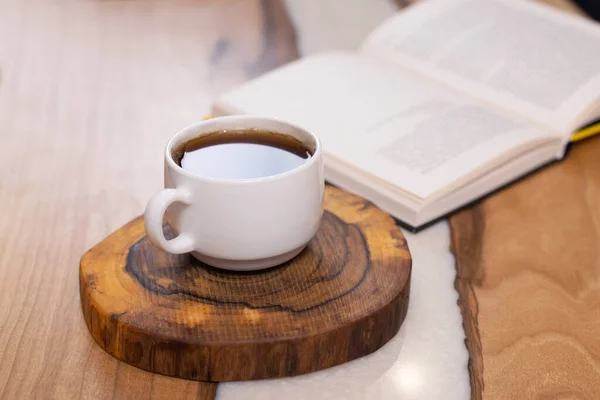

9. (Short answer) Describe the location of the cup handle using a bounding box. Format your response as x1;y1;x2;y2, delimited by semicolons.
144;188;195;254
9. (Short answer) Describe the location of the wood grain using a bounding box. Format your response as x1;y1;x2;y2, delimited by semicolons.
448;3;594;399
0;0;298;398
452;135;600;399
80;185;412;382
450;61;599;400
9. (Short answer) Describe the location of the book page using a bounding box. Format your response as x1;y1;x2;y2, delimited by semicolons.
362;0;600;134
215;52;555;199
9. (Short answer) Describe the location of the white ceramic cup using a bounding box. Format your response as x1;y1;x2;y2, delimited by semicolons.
144;115;324;271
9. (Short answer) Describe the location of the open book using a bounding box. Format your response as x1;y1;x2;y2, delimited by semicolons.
213;0;600;230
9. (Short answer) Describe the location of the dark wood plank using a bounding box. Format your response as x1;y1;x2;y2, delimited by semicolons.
80;186;412;382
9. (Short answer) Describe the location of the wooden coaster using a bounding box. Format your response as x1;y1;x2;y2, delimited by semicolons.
80;186;411;382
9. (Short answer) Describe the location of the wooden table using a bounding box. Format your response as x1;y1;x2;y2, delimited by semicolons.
0;0;591;399
0;0;296;398
445;3;600;399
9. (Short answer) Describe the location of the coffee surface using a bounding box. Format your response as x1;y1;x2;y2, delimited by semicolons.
174;129;312;179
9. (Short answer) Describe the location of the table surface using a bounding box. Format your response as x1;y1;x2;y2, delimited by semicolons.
0;0;586;399
451;134;600;400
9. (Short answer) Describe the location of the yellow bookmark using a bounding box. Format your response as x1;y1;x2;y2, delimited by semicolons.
572;122;600;143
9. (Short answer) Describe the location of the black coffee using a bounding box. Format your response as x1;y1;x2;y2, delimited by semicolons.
173;129;313;179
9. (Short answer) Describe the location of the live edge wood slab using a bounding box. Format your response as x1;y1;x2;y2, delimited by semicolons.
79;186;411;382
451;135;600;399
